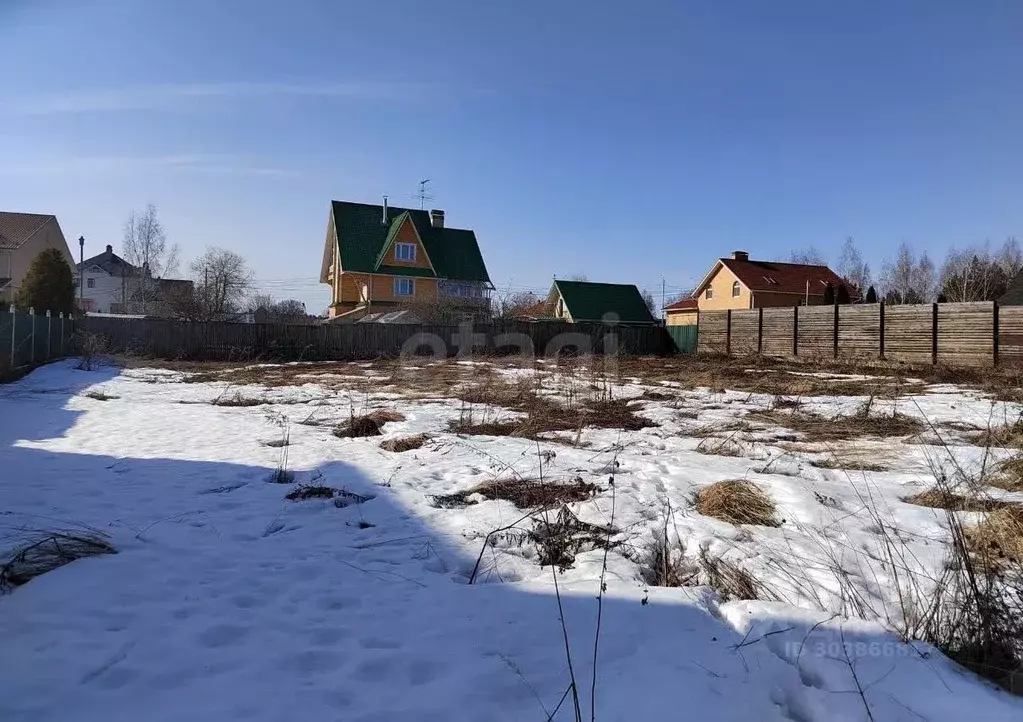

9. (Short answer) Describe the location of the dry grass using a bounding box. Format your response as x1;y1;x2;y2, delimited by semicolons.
434;476;597;509
966;423;1023;449
212;392;267;408
902;489;1015;512
285;485;338;501
530;506;618;570
1;532;116;593
380;434;428;452
84;389;118;401
988;457;1023;492
810;457;889;472
750;408;924;442
334;410;406;438
695;437;751;458
696;480;779;527
450;396;654;440
964;507;1023;565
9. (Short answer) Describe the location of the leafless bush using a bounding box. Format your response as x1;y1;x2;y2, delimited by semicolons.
1;531;116;593
74;330;107;371
265;410;291;482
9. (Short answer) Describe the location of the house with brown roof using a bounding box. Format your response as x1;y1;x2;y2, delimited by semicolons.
0;212;75;305
665;251;852;326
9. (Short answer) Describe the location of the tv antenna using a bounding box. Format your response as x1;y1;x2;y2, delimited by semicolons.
413;179;434;210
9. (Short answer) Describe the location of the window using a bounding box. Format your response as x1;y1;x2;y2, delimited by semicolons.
705;287;714;300
87;277;95;289
395;243;417;262
731;281;740;297
393;277;414;296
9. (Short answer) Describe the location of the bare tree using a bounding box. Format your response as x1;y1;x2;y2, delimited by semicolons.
788;247;826;265
939;241;1011;302
122;204;180;313
495;290;543;319
996;236;1022;279
837;237;871;292
912;251;937;303
251;294;309;324
189;247;253;320
641;288;658;316
880;243;917;303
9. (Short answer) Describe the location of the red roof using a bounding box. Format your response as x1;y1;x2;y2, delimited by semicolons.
663;298;698;312
719;258;850;296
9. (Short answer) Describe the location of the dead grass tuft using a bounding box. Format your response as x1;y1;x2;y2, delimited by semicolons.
750;408;923;442
531;506;619;570
434;476;597;509
334;410;406;438
1;532;116;593
697;548;770;602
965;507;1023;566
380;434;428;453
285;485;338;501
966;422;1023;449
84;389;118;401
810;457;888;472
902;489;1014;512
696;480;779;527
988;457;1023;492
212;393;267;407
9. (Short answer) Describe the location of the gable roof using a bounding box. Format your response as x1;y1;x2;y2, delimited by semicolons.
77;247;140;277
327;201;491;284
0;212;53;250
696;257;849;297
663;298;698;312
552;280;657;324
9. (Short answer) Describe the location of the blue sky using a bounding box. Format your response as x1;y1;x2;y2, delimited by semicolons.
2;0;1021;311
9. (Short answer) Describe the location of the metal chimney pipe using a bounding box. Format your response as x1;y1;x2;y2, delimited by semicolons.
382;195;388;225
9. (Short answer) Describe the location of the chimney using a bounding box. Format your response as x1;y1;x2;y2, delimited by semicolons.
731;250;749;261
381;195;388;225
106;244;113;254
430;209;445;228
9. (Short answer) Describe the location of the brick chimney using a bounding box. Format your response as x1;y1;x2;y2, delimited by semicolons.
731;250;749;261
106;244;113;254
430;209;445;228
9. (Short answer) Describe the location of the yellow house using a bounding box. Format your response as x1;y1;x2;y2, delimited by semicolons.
319;200;493;319
0;212;75;305
665;251;850;325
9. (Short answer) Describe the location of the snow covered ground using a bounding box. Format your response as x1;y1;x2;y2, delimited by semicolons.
2;358;1022;721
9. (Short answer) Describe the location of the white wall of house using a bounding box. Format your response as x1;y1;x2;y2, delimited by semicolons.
76;267;131;313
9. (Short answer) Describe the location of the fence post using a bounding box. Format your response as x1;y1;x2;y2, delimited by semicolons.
46;310;51;361
59;313;64;356
29;307;35;365
833;303;839;358
879;301;885;360
931;302;938;365
792;305;799;356
725;309;732;356
757;307;763;355
8;305;14;368
993;301;1000;367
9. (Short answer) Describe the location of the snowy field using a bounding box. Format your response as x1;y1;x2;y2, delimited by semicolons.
2;356;1022;721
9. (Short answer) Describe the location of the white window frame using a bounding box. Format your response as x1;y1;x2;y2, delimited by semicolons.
731;281;740;297
705;287;713;300
393;277;415;296
395;243;417;262
87;277;96;289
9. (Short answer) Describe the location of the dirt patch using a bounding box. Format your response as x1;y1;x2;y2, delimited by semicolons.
965;506;1023;565
380;434;428;452
285;485;338;501
334;411;406;438
903;489;1015;512
749;408;923;442
434;476;598;509
1;532;116;593
696;480;779;527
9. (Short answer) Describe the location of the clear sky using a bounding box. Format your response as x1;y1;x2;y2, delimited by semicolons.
2;0;1021;312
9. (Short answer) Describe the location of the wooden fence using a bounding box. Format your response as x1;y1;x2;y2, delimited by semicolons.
82;317;673;361
698;301;1023;368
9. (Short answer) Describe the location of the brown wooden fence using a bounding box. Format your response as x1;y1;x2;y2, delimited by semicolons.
698;302;1023;368
82;317;673;361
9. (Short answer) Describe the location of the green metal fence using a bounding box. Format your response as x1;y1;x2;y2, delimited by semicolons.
666;324;698;354
0;307;76;371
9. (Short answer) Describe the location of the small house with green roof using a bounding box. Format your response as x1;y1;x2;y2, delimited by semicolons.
545;279;658;325
319;200;493;318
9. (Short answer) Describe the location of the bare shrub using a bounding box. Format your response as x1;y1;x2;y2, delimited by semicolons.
435;477;597;509
74;330;107;371
380;434;428;453
696;480;779;527
643;534;696;587
265;410;291;483
531;506;619;570
1;532;116;593
697;548;770;602
334;410;405;438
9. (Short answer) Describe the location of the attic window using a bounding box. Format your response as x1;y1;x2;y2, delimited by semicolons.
705;287;714;300
395;243;416;262
731;281;740;297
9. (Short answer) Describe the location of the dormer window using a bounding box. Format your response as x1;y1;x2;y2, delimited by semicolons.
395;243;416;262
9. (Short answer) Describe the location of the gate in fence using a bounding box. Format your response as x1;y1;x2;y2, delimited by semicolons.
666;324;698;354
0;306;76;371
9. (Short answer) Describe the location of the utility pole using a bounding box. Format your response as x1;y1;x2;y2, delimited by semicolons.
661;277;666;320
78;236;85;310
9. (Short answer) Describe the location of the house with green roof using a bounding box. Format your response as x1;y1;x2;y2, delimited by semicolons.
544;279;658;325
319;200;493;319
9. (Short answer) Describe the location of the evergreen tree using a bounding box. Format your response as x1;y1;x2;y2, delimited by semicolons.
822;282;835;305
865;285;878;304
14;248;75;314
836;284;851;304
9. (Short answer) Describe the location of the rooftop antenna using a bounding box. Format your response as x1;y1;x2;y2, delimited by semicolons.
414;179;434;210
